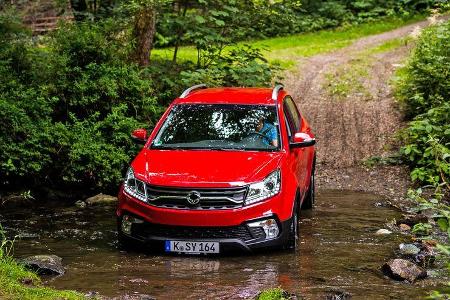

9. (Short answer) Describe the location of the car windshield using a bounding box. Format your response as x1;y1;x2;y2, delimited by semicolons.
151;104;280;151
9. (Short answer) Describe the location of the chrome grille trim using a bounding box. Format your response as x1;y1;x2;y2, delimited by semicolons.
144;184;247;210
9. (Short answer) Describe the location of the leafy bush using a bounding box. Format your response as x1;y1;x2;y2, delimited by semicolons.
180;45;280;88
401;103;450;185
399;19;450;298
398;20;450;187
397;20;450;118
0;10;280;196
0;15;163;193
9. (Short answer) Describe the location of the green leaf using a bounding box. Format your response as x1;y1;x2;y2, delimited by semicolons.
437;218;449;232
194;16;206;24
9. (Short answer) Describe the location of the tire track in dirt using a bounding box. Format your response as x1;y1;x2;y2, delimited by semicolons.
284;17;447;200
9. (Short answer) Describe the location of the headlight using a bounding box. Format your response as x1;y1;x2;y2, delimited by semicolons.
123;167;147;202
246;169;281;205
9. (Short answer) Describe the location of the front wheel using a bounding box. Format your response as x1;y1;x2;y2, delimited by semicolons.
285;201;299;250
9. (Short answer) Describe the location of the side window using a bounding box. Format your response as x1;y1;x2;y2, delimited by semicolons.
284;114;292;138
284;97;301;132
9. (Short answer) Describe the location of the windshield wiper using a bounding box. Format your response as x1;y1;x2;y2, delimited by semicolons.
152;145;184;150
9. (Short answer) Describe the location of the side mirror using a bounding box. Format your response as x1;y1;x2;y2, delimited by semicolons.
290;132;316;148
131;128;147;144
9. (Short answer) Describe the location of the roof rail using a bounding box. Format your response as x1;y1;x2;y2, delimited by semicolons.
179;84;207;98
271;84;284;101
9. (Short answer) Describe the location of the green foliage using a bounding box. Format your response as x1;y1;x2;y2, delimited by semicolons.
0;14;162;192
398;21;450;295
0;7;281;194
397;21;450;119
412;222;433;236
400;103;450;185
180;45;280;88
154;0;440;49
409;188;450;238
154;15;426;68
407;187;450;298
257;288;290;300
398;20;450;187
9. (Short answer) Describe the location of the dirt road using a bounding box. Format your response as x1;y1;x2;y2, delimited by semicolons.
285;17;445;202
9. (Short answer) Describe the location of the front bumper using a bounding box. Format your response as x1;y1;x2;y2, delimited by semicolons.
118;214;292;253
117;185;294;228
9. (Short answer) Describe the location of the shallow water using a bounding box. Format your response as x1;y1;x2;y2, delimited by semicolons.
0;190;443;299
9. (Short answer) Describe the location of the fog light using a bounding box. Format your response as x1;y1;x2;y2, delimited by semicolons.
248;218;280;240
121;215;143;235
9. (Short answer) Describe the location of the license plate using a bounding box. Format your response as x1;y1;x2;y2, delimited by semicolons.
165;240;219;254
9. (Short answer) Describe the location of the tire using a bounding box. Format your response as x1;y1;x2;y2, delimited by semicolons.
301;156;316;210
285;198;299;250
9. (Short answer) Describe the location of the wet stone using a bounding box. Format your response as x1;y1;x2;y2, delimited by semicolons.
396;214;428;227
382;259;427;282
375;229;392;235
399;243;420;256
415;245;436;268
85;193;117;206
85;291;99;298
75;200;87;209
17;232;40;239
399;224;411;231
21;255;65;276
325;288;352;300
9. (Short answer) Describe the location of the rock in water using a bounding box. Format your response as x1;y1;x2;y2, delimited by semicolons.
382;259;426;282
375;229;392;235
22;255;64;276
75;200;87;208
396;214;428;227
399;223;411;231
85;193;117;206
399;243;421;256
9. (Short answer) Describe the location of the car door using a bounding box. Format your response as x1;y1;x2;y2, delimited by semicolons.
283;97;309;191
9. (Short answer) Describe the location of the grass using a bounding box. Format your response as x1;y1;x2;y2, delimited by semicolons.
365;37;411;55
256;288;290;300
153;14;425;69
0;230;86;300
323;36;411;100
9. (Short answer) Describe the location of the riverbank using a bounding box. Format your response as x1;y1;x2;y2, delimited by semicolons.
0;233;85;300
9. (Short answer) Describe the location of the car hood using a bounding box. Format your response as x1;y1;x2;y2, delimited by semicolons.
131;149;284;187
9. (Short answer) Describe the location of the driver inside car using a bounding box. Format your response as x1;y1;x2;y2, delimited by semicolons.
256;118;278;147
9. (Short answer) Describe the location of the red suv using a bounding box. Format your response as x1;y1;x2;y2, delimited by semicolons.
117;84;316;253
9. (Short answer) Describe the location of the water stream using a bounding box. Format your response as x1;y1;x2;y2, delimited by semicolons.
0;190;442;299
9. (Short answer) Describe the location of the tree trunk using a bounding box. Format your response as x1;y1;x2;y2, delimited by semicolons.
132;4;157;67
172;1;188;63
70;0;88;21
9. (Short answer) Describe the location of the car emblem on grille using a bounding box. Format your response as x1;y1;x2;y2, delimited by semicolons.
186;191;201;205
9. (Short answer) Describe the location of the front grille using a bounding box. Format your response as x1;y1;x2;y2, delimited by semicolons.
145;185;247;210
133;223;265;242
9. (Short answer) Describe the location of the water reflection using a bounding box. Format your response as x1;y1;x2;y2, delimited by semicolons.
0;191;443;299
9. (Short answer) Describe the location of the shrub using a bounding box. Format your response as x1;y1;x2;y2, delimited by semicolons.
180;45;280;88
0;16;163;193
398;20;450;187
400;103;450;185
397;20;450;119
